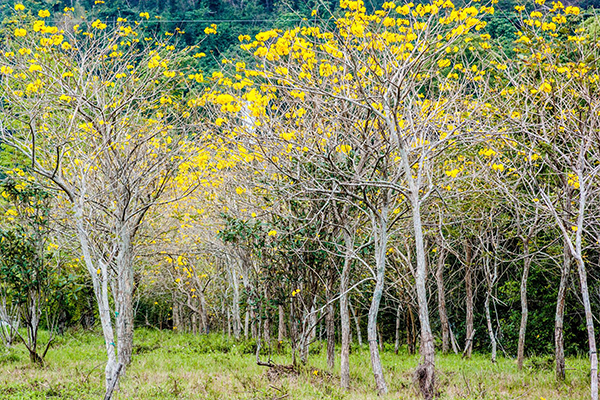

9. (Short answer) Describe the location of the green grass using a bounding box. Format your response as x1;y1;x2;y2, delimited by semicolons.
0;329;592;399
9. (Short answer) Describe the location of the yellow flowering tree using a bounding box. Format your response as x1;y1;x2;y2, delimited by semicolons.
0;6;207;396
489;2;599;397
203;0;495;396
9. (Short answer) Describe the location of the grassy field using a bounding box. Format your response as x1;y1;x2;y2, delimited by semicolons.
0;329;592;399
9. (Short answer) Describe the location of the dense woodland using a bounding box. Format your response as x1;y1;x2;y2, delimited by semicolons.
0;0;600;399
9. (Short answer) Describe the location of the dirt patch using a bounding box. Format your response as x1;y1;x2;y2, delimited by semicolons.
264;364;298;382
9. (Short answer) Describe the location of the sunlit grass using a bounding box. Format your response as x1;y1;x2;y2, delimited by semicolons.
0;328;591;399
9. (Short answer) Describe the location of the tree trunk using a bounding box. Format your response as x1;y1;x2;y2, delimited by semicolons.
350;300;362;346
115;231;135;369
263;316;270;344
412;204;435;400
484;280;496;363
251;307;258;339
290;298;298;366
450;326;459;355
394;305;401;355
484;241;498;364
199;290;209;334
555;244;570;381
367;211;389;395
309;301;317;343
340;230;352;389
231;266;241;339
173;301;180;331
574;253;598;400
326;292;335;370
434;241;449;354
517;253;532;370
278;304;286;342
226;309;231;337
464;242;474;360
407;306;415;355
75;204;118;392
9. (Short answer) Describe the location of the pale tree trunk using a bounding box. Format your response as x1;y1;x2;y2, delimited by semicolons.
75;204;118;392
412;202;436;400
340;229;353;389
300;304;313;364
309;301;317;343
555;243;570;381
574;252;598;400
278;304;286;342
394;305;401;355
367;209;389;395
450;326;459;355
244;312;249;338
434;239;449;354
350;300;362;346
407;306;415;355
251;309;258;339
290;298;299;366
326;289;335;370
518;212;538;370
231;264;241;339
517;252;532;369
263;288;270;344
555;193;572;381
464;242;474;359
290;297;304;365
241;255;252;339
484;253;498;364
199;290;208;334
543;172;598;399
263;317;270;344
227;309;231;337
115;230;135;369
173;301;180;331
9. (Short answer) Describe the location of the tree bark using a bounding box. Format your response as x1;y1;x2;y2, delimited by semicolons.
517;213;538;370
517;252;532;369
367;210;389;395
340;230;352;389
199;289;209;334
173;301;180;331
326;291;335;371
555;243;570;381
412;204;436;400
407;306;415;355
434;240;449;354
231;264;241;339
574;253;598;400
115;230;135;368
350;300;362;346
464;241;474;360
278;304;286;342
484;269;497;363
244;311;249;339
75;204;118;392
394;305;401;355
309;301;317;343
